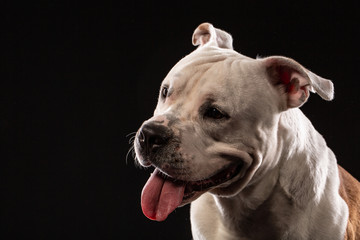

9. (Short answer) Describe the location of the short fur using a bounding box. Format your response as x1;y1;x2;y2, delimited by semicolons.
134;23;360;239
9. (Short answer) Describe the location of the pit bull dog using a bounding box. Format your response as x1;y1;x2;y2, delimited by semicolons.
134;23;360;239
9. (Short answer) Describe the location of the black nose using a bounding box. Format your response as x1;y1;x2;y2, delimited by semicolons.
138;122;171;153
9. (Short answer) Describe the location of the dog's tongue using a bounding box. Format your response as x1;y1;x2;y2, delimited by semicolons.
141;168;185;221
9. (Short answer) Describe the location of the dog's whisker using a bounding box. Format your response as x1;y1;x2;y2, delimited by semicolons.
125;132;138;165
128;136;136;144
126;145;136;165
126;132;137;138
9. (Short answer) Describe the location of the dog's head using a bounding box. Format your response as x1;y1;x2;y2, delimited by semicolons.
134;23;334;221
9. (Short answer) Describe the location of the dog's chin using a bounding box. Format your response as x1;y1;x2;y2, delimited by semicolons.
172;162;244;206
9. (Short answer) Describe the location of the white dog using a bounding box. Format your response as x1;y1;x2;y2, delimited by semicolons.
134;23;360;239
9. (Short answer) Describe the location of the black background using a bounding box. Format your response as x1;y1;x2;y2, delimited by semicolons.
2;1;360;239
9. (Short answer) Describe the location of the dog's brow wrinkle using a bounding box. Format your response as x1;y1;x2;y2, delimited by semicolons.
174;72;182;78
154;120;165;124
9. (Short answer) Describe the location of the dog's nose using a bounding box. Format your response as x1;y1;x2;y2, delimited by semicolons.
138;122;171;153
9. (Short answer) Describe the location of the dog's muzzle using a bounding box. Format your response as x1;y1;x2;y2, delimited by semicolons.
135;121;247;222
136;122;172;167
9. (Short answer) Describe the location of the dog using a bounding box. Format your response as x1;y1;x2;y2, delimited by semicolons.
133;23;360;239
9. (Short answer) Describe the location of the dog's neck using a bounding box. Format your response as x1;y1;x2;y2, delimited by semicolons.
211;108;348;239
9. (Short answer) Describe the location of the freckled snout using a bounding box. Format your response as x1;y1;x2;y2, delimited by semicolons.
136;122;172;166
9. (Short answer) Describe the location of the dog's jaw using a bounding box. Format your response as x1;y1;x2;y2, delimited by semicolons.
140;161;245;221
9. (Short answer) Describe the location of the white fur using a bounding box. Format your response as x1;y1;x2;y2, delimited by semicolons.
135;23;349;239
190;109;348;239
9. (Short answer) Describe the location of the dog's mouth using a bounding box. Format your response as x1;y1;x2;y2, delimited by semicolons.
183;162;243;200
141;162;243;222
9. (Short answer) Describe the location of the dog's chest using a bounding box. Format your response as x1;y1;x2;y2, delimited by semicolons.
233;190;295;239
191;190;296;240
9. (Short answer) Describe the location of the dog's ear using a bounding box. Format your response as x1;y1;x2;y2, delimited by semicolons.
263;56;334;109
192;23;233;49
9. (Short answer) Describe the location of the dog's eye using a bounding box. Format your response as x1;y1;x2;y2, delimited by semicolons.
161;87;168;99
204;107;228;120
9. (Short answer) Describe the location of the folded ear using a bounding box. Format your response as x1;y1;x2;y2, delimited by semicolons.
263;56;334;109
192;23;233;49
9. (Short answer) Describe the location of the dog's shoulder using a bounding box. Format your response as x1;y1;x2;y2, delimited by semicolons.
338;165;360;239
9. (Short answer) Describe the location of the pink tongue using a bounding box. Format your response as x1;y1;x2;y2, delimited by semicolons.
141;168;185;221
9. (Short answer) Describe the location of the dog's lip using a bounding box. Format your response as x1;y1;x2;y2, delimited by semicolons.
180;162;243;200
152;162;243;202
